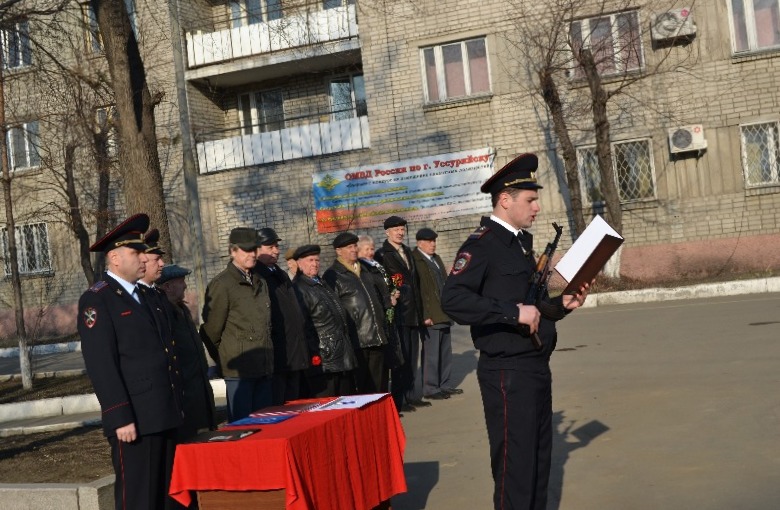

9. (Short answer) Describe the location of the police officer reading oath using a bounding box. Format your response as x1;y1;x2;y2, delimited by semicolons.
78;214;183;510
441;154;591;510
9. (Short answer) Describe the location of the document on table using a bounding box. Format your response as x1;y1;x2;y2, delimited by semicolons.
309;393;389;411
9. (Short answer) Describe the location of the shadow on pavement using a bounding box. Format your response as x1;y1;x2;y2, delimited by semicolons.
448;349;478;389
392;461;439;510
549;411;610;510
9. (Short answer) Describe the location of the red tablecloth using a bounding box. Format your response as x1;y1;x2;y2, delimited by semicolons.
169;395;407;509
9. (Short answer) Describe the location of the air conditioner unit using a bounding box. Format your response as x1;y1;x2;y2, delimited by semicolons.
651;8;696;42
668;125;707;154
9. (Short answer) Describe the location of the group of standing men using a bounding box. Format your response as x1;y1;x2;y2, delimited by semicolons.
199;215;463;423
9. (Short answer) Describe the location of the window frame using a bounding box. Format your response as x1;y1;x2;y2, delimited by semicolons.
576;137;657;204
229;0;282;29
237;89;285;135
569;10;644;80
419;37;492;104
1;19;32;70
82;3;103;54
1;222;53;276
7;121;40;172
740;120;780;187
328;73;366;122
727;0;780;54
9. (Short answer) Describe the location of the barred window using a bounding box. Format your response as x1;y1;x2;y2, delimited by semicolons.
576;139;656;203
740;121;780;186
569;11;643;79
7;121;40;171
1;223;52;275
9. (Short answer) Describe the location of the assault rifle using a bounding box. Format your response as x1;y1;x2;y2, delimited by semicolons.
521;222;564;350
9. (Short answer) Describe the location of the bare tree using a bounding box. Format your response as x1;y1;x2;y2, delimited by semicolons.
90;0;172;257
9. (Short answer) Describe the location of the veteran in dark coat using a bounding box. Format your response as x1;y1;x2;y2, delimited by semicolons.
254;227;310;405
292;244;357;397
157;265;217;442
441;154;591;510
375;216;428;412
78;214;183;510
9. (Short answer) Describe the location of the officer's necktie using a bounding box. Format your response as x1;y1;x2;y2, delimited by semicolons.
517;231;533;256
132;286;143;304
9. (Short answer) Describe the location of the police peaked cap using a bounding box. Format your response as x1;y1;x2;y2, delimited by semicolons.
144;228;165;256
89;213;149;253
257;227;282;246
157;264;191;285
293;244;321;260
480;153;543;194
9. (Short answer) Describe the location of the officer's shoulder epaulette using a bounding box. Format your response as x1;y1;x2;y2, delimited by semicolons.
468;226;490;240
88;280;109;293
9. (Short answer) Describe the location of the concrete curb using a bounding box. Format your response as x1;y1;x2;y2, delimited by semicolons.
0;341;80;359
0;368;87;383
0;475;115;510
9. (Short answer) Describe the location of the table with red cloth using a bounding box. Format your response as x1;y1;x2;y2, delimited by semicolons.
169;395;407;509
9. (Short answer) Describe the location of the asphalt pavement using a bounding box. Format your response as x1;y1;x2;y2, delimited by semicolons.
2;287;780;509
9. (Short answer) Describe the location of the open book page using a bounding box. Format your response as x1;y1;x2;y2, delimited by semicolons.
554;215;624;294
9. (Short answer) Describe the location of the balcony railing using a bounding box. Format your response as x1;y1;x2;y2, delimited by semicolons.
196;110;370;174
185;4;358;69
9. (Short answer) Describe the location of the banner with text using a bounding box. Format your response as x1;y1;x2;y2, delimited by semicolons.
313;147;495;233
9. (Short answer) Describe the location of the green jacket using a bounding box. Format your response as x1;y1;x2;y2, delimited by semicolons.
200;263;273;378
412;248;453;326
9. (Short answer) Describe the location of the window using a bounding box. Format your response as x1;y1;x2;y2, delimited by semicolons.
329;74;366;121
569;11;643;79
421;37;490;103
1;20;32;70
83;3;103;53
1;223;52;275
576;139;656;203
96;106;118;158
740;121;780;186
230;0;282;28
238;90;285;134
7;121;40;171
730;0;780;53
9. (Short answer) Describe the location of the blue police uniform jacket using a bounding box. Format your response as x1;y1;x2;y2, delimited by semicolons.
78;274;183;436
441;217;568;365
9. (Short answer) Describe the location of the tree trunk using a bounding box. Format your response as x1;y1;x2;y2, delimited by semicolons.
0;67;32;389
64;143;96;285
91;0;171;257
538;68;586;237
579;49;623;235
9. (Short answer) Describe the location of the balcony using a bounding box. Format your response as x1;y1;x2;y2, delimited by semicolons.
196;108;370;174
185;4;359;87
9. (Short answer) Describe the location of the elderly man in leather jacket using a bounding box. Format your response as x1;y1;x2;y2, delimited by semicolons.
292;244;357;397
323;232;389;394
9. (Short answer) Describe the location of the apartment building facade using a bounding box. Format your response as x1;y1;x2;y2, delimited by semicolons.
2;0;780;335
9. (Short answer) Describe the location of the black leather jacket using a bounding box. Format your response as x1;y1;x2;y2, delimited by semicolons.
323;260;388;349
293;274;357;373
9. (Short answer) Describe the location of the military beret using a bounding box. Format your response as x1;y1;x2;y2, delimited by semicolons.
257;227;282;246
144;228;165;256
333;232;359;248
293;244;321;260
89;213;149;253
383;216;407;229
480;153;542;194
416;228;438;241
284;247;296;260
157;264;191;285
229;227;258;251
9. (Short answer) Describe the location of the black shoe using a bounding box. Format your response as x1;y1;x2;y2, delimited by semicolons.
399;404;417;413
442;387;464;395
408;399;433;407
423;392;450;400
